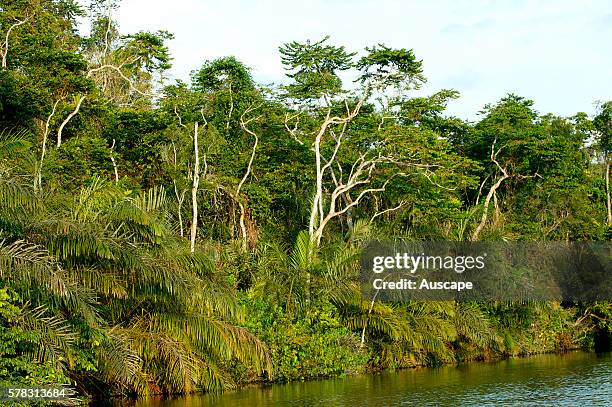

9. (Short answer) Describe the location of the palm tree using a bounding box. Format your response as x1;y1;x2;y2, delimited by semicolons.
0;171;271;397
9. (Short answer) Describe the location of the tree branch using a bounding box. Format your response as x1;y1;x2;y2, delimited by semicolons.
471;139;509;241
87;64;153;98
36;98;62;190
57;95;86;147
1;14;33;68
369;201;407;223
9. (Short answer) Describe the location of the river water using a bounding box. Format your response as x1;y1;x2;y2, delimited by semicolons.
106;351;611;406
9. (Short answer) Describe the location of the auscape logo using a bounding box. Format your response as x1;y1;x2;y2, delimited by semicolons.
372;277;473;292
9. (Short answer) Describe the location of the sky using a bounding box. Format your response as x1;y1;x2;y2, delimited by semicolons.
81;0;611;120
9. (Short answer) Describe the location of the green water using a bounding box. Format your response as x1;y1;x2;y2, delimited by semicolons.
106;351;611;406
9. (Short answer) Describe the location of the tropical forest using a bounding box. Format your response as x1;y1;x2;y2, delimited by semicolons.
0;0;610;405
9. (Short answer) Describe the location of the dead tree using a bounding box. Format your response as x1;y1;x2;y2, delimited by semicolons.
290;96;441;247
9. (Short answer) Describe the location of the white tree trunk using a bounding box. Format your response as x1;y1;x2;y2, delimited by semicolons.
471;141;509;241
36;99;61;191
1;15;32;68
606;160;611;226
190;122;200;253
109;139;119;182
57;95;86;147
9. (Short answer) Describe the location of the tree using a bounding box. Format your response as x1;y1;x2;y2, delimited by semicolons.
462;95;600;240
594;101;612;225
280;38;455;247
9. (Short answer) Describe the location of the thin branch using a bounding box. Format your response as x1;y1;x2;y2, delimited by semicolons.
237;106;260;196
235;104;261;251
378;115;400;131
102;0;112;59
87;65;153;98
174;105;186;128
471;139;509;241
475;174;491;206
284;112;303;145
369;201;407;223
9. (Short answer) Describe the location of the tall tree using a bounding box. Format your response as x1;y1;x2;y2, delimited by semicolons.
594;101;612;226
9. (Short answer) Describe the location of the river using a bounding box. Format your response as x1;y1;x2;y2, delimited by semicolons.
104;351;611;406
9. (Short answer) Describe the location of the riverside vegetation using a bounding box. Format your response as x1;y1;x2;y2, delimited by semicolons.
0;1;611;404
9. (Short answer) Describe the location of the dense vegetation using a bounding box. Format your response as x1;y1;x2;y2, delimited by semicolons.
0;0;610;404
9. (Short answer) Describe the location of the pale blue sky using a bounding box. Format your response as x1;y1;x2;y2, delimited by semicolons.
86;0;611;120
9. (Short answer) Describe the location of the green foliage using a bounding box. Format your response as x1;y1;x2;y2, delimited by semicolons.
0;2;610;400
356;44;425;89
0;288;73;406
192;56;254;94
279;36;355;99
594;101;612;154
243;298;367;382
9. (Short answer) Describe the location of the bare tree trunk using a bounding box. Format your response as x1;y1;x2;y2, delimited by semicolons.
237;201;248;250
606;160;611;226
343;193;354;230
190;122;200;253
169;141;186;238
360;290;380;348
109;139;119;182
493;190;500;224
236;133;258;250
309;110;336;241
57;95;86;147
174;184;186;238
36;99;61;191
471;175;508;241
305;99;367;246
236;104;260;251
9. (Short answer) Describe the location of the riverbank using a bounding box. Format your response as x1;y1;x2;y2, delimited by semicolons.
99;351;611;406
86;299;607;404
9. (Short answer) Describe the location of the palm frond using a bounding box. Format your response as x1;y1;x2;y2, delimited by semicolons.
0;177;37;210
0;127;32;158
97;330;149;396
290;230;315;271
19;305;77;370
0;239;99;323
454;302;496;347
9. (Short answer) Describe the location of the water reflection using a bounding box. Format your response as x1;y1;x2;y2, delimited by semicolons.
101;351;611;406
